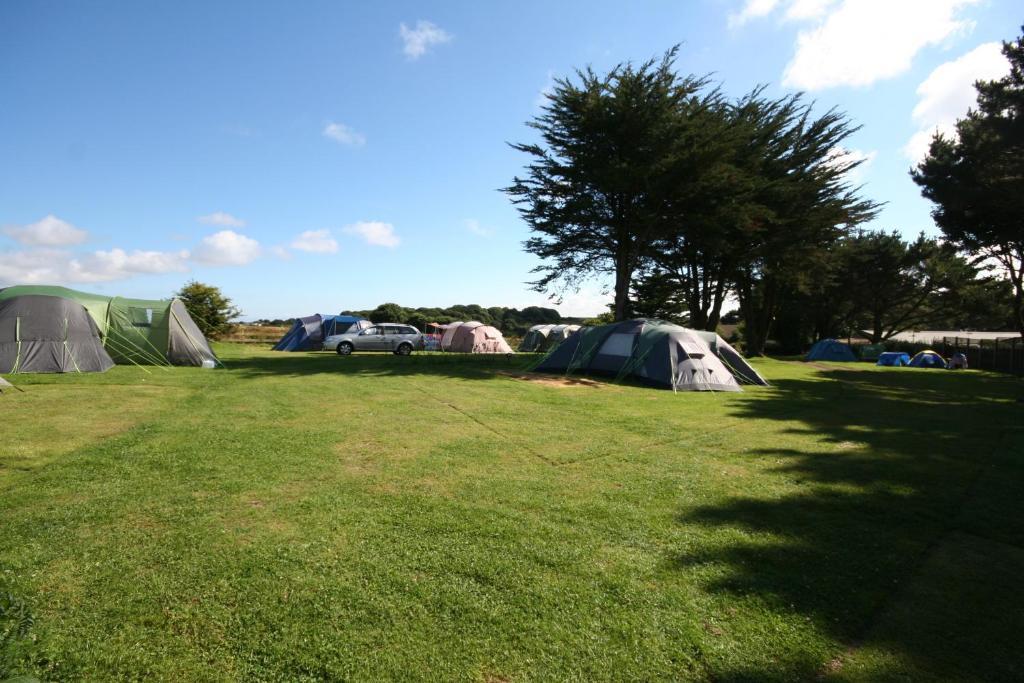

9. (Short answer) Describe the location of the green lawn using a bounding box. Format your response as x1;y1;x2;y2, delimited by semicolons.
2;345;1023;681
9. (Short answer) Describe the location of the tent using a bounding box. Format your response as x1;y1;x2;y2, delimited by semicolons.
909;350;947;369
546;324;581;350
448;322;514;354
805;339;857;362
877;351;911;367
693;330;770;386
439;321;465;351
519;324;556;352
0;285;217;367
535;319;750;391
520;324;583;353
272;314;369;351
1;294;115;373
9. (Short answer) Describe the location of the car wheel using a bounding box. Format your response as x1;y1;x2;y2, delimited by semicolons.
337;342;354;356
396;343;413;356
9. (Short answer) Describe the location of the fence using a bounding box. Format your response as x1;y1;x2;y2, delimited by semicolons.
940;336;1024;376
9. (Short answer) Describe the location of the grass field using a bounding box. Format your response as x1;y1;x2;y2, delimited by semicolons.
2;345;1023;681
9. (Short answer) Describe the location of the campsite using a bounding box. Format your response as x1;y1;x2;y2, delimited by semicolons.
2;344;1023;680
4;3;1024;681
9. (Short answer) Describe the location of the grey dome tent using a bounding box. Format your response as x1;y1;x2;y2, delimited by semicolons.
535;319;757;392
546;324;581;350
519;324;555;352
1;294;114;373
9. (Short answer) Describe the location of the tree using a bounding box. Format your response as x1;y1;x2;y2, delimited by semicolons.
838;231;973;343
729;92;878;355
506;48;711;321
912;28;1024;337
370;302;407;323
175;281;240;340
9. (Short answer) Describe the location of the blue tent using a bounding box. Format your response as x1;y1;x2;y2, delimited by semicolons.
805;339;857;362
272;314;368;351
876;351;911;367
909;350;947;369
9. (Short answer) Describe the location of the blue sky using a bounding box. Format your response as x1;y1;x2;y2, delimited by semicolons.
1;0;1018;318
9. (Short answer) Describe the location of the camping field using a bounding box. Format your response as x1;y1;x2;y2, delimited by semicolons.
2;345;1023;681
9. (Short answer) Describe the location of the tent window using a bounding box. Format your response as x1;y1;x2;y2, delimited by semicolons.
130;307;154;327
598;333;636;357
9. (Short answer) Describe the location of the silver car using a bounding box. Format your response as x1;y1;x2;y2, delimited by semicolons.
324;323;424;356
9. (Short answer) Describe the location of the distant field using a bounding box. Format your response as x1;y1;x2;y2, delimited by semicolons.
2;345;1023;681
222;324;289;344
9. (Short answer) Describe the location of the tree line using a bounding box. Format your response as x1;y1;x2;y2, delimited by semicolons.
343;303;562;335
507;33;1024;354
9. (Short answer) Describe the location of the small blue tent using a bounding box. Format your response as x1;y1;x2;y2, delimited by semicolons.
272;314;369;351
876;351;911;367
909;350;947;369
805;339;857;362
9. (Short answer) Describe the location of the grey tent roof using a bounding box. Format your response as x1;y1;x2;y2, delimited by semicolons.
0;295;114;373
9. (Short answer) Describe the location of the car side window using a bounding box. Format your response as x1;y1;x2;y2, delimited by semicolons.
401;326;416;335
362;327;377;335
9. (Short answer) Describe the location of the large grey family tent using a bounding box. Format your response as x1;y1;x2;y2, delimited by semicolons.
805;338;857;362
272;314;370;351
535;319;761;391
0;285;217;367
1;294;115;373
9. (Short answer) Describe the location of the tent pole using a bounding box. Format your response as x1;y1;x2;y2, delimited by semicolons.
63;317;83;373
11;316;22;374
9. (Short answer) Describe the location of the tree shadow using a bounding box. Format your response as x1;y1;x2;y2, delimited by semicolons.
222;351;539;381
673;368;1024;679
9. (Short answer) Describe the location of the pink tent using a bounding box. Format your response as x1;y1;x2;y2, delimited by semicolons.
439;321;465;351
448;323;514;354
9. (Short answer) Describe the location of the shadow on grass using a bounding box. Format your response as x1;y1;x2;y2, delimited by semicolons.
223;351;540;381
674;368;1024;680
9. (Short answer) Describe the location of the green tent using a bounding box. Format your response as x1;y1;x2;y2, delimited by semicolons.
0;285;217;367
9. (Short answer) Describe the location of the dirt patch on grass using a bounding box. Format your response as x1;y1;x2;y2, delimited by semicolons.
498;371;607;389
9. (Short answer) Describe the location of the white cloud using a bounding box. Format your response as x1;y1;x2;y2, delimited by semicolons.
291;229;339;253
729;0;781;27
779;0;979;90
904;41;1009;161
464;219;493;237
0;247;189;285
783;0;836;21
198;211;246;228
69;248;190;282
344;221;400;248
522;284;612;318
269;245;293;260
3;214;88;246
322;122;366;147
399;20;452;60
192;230;261;266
